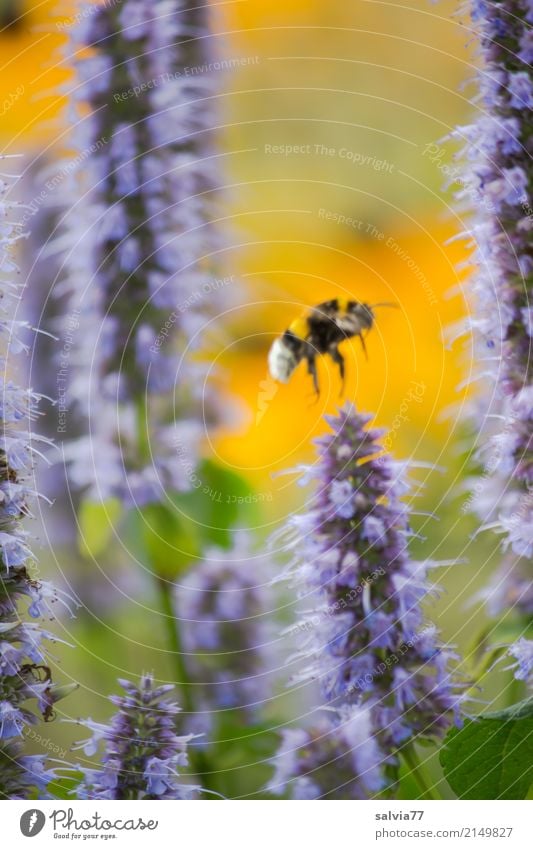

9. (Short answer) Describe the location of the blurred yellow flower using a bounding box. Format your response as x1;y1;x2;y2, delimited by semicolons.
0;0;80;146
214;222;469;491
1;0;471;503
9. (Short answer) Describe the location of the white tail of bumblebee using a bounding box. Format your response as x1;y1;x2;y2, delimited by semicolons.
268;338;299;383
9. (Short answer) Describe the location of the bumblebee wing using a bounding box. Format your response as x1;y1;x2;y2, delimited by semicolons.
313;299;339;318
312;299;358;337
334;313;362;336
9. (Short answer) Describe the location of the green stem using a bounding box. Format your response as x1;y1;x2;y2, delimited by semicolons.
401;743;441;801
135;398;214;793
155;574;214;793
136;394;151;465
156;575;194;714
508;673;524;709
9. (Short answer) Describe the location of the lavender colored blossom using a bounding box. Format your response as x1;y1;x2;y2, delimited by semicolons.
269;706;384;800
507;72;533;109
271;404;461;797
474;556;533;619
175;534;276;720
0;161;73;798
507;638;533;689
58;1;232;506
454;1;532;565
74;675;200;799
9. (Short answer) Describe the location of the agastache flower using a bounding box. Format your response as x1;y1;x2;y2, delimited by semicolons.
473;556;533;619
271;404;461;797
0;160;75;798
73;675;201;799
269;706;384;800
454;1;533;565
175;534;276;722
58;1;231;505
507;637;533;689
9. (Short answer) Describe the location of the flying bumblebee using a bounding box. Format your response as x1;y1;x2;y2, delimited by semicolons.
268;298;394;394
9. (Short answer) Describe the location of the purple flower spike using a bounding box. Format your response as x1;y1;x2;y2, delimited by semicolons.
507;638;533;689
175;533;277;723
74;675;201;799
58;1;234;506
269;706;385;800
270;404;462;797
0;159;74;798
455;1;532;569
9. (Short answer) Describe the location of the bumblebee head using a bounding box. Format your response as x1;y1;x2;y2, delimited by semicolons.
348;301;374;330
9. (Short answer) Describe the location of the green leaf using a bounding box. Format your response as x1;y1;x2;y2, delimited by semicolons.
440;698;533;799
124;461;260;577
47;773;84;801
78;498;123;558
171;459;262;550
397;758;427;800
139;501;201;580
207;718;282;799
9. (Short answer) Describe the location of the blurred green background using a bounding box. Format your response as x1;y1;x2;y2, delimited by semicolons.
1;0;522;798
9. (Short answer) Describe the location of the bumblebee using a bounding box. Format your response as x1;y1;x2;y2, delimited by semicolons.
268;298;392;394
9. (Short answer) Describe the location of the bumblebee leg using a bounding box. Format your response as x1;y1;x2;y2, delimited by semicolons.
358;332;368;360
329;347;345;396
306;355;320;395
